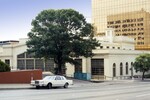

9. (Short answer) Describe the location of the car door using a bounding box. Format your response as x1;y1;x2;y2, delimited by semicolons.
54;76;63;86
61;76;67;85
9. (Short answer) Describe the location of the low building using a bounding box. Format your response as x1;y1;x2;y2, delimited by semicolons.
0;38;55;71
66;29;150;80
0;30;149;80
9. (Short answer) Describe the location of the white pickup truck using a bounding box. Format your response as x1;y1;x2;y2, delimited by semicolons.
31;75;73;89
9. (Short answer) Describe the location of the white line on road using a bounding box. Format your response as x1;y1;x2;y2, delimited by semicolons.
136;93;150;97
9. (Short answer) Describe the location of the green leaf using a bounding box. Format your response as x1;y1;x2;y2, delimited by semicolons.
26;9;100;75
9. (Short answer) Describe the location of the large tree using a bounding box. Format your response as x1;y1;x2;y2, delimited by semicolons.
133;53;150;80
26;9;99;75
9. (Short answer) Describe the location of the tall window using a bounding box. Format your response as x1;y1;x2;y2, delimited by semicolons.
131;62;134;77
120;63;123;75
126;62;128;75
75;59;82;73
91;59;104;75
113;63;116;77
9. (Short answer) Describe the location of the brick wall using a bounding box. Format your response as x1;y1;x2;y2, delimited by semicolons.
0;70;42;84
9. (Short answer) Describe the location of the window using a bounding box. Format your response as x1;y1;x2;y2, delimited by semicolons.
17;52;54;71
17;53;25;58
131;62;134;77
35;59;44;70
126;62;128;75
100;46;103;49
61;77;65;80
115;20;121;24
55;76;61;80
45;59;55;71
17;60;25;70
113;63;116;77
26;53;34;58
137;18;144;22
120;63;123;75
26;59;34;69
91;59;104;75
75;59;82;73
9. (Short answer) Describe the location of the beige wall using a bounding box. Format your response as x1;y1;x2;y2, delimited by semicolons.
13;44;28;69
66;49;150;80
66;63;74;77
0;43;27;69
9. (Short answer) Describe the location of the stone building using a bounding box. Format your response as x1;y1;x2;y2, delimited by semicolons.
0;31;149;80
0;39;55;72
66;29;150;80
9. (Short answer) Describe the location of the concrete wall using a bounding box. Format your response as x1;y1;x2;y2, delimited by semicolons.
66;63;74;77
0;70;42;84
0;39;27;70
12;44;27;69
66;49;150;80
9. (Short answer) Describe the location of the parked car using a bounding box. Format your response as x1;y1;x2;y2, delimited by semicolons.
31;75;73;89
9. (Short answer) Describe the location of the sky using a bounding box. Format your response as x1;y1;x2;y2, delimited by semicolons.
0;0;91;41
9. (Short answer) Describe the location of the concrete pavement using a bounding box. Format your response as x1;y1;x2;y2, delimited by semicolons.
0;84;32;90
0;78;149;90
1;80;150;100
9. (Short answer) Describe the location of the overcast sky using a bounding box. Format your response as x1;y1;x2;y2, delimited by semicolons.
0;0;91;41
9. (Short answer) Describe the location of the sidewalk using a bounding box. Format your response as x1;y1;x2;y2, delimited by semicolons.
0;84;32;90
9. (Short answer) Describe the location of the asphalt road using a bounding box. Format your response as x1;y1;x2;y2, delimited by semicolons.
1;81;150;100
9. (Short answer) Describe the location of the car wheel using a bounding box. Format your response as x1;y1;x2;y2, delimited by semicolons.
47;83;52;89
64;83;69;88
36;86;40;89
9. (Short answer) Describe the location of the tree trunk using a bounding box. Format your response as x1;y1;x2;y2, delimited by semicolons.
54;64;62;75
142;71;145;80
54;67;58;75
131;67;133;79
54;54;63;75
57;63;62;75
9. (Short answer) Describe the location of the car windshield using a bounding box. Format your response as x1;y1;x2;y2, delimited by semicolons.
43;76;55;80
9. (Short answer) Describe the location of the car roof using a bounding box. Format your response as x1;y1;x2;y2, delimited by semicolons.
45;75;64;77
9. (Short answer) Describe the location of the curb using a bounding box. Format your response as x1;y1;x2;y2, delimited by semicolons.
0;84;32;90
0;87;33;90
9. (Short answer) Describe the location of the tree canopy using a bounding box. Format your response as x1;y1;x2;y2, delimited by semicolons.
133;53;150;80
26;9;100;74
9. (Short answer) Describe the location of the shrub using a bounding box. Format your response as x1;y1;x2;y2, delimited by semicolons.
0;60;10;72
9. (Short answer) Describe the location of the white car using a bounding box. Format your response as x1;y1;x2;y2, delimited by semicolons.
31;75;73;89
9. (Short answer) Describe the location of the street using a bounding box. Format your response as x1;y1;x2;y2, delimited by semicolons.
1;81;150;100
